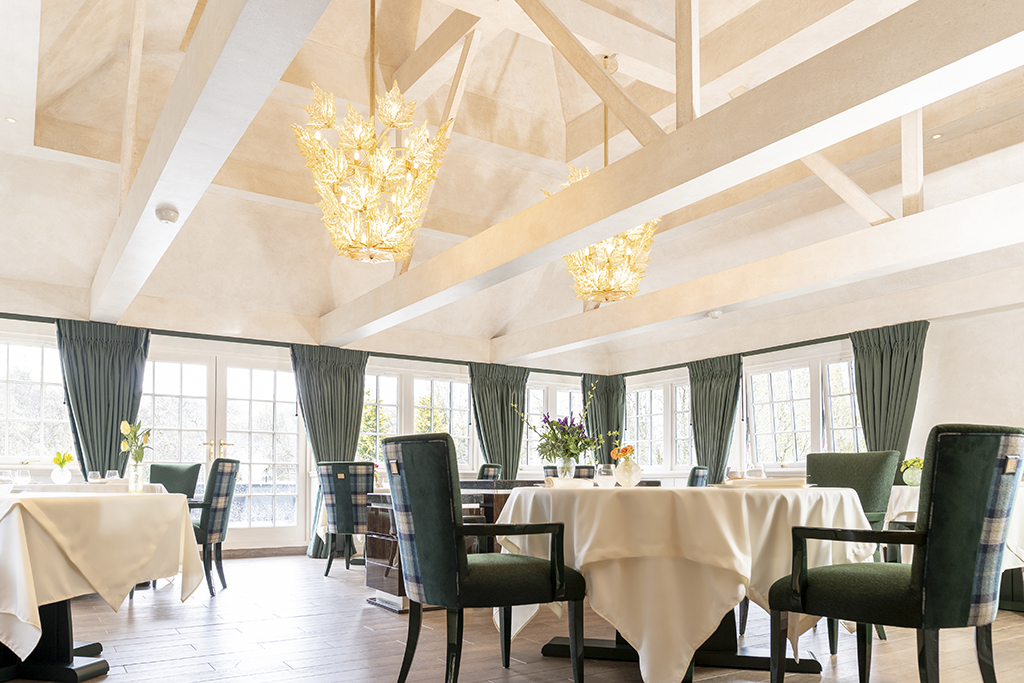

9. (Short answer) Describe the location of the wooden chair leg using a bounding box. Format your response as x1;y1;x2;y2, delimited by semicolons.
324;533;334;577
917;629;939;683
129;586;135;600
397;601;422;683
499;606;512;668
214;542;227;589
202;543;215;597
770;609;787;683
568;600;585;683
857;622;872;683
344;534;352;571
445;608;464;683
874;624;886;641
976;624;995;683
827;618;839;655
739;596;749;635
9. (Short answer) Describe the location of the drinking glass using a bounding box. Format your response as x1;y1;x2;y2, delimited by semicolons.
105;470;120;481
0;470;12;484
595;464;616;488
13;470;31;486
87;470;102;482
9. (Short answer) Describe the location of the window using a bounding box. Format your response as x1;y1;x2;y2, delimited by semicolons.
748;366;813;463
556;388;584;419
824;360;868;452
0;342;73;463
358;374;399;464
414;378;472;465
673;384;694;467
519;387;546;468
624;387;664;467
138;360;210;484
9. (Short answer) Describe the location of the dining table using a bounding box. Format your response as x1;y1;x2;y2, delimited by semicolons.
0;490;204;682
495;484;875;683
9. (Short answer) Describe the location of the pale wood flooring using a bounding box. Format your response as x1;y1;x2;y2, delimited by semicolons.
30;556;1024;682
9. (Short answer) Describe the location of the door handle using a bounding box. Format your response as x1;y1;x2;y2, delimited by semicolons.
201;441;215;461
218;439;233;459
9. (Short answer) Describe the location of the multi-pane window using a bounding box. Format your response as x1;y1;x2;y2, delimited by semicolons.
556;389;583;419
824;360;868;452
519;387;546;467
0;343;72;462
413;378;471;465
749;367;812;462
624;387;664;467
224;367;300;528
138;361;209;483
673;384;694;467
358;374;399;464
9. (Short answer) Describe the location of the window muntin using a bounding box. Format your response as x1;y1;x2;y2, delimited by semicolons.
673;384;694;467
749;366;812;463
519;387;546;468
138;361;210;486
824;360;868;452
556;389;584;419
624;387;664;467
0;343;73;463
358;374;399;464
413;378;471;465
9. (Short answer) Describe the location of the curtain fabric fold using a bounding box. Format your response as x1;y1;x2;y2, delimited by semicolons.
850;320;930;483
689;354;742;485
469;363;529;479
582;374;626;465
55;320;150;479
290;344;369;558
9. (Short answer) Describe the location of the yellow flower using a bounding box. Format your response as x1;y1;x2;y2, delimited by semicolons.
120;420;131;435
142;432;149;445
121;440;128;452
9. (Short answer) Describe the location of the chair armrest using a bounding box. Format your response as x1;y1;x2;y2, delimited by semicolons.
188;500;209;511
456;522;567;600
788;526;926;612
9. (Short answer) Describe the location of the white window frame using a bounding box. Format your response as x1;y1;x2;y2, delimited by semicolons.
518;373;586;478
623;367;695;484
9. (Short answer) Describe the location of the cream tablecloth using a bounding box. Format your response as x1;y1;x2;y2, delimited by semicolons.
496;486;874;683
21;484;167;494
0;492;204;660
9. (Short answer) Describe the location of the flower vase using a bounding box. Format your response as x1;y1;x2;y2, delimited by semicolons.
558;456;575;478
127;461;145;493
903;467;922;487
615;458;642;488
50;466;72;485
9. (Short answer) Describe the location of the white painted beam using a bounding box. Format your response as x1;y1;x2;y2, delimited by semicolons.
676;0;700;128
491;180;1024;362
0;0;40;153
902;108;925;215
393;9;479;103
800;152;894;225
118;0;146;214
89;0;332;323
319;0;1024;347
513;0;667;146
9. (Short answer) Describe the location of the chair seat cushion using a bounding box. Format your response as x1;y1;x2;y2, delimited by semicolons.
461;553;585;608
768;562;921;628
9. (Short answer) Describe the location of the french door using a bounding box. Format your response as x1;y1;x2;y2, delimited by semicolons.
138;352;308;548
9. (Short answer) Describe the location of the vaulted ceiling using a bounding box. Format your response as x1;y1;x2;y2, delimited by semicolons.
2;0;1024;374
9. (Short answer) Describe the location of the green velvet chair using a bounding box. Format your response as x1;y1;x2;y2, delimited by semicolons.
477;463;502;480
316;461;375;575
192;458;240;597
383;433;585;683
150;462;202;498
768;424;1024;683
686;466;709;487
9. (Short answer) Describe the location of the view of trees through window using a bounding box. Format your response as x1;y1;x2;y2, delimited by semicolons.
414;378;471;465
357;374;399;464
0;343;72;462
624;387;664;467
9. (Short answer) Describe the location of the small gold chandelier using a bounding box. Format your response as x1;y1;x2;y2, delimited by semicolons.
292;0;450;263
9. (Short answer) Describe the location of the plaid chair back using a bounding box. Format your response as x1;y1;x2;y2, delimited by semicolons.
477;463;502;480
573;465;595;479
198;458;239;545
317;461;375;535
913;424;1024;628
687;466;709;487
542;465;558;478
383;433;466;610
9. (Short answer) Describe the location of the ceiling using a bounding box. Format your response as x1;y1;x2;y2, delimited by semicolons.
2;0;1024;374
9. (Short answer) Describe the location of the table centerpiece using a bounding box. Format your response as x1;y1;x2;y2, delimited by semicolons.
901;456;924;486
120;420;151;493
611;444;642;487
50;450;75;485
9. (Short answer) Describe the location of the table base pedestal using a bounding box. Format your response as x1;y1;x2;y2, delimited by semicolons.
541;609;821;682
0;601;108;683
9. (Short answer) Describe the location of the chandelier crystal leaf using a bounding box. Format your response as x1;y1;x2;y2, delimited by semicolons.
547;165;660;303
292;82;451;263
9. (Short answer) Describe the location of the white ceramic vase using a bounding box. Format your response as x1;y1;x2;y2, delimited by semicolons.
50;466;72;485
903;467;922;487
614;458;642;488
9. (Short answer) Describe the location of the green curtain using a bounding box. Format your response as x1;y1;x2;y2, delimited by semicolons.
291;344;369;558
850;320;930;484
469;363;529;479
582;373;626;465
55;320;150;479
689;354;742;485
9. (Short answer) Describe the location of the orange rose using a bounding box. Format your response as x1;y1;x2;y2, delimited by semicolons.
620;445;634;458
610;447;621;460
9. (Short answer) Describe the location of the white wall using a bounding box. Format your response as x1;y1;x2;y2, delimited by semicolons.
907;305;1024;458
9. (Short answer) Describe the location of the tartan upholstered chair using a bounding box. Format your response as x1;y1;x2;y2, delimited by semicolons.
768;424;1024;683
192;458;239;597
150;462;202;498
686;466;709;487
316;461;375;576
573;464;595;479
542;465;558;478
477;463;502;480
384;433;585;683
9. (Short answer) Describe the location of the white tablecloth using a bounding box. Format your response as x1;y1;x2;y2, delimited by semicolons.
496;486;874;683
21;483;167;494
0;492;204;660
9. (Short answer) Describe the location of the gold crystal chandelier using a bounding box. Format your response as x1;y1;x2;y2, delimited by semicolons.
291;1;451;263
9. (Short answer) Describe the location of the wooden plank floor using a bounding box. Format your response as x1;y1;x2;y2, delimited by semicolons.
21;555;1024;682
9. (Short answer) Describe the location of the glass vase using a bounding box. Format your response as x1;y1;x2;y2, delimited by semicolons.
50;466;72;485
903;467;922;487
127;461;145;493
615;458;642;488
558;456;575;478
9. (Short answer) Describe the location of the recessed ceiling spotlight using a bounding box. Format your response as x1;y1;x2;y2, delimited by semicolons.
4;117;15;124
708;309;723;320
931;133;942;139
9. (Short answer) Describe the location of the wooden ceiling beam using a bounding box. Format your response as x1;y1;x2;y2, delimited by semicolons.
392;9;479;103
902;109;925;216
800;152;894;225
